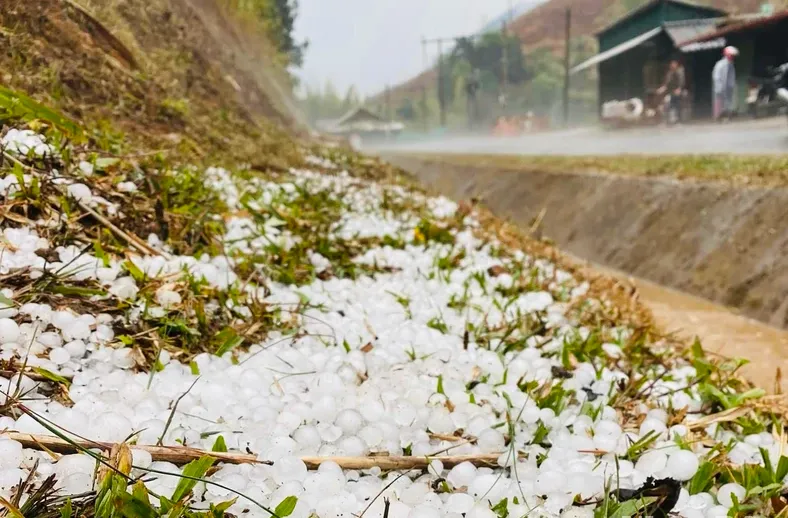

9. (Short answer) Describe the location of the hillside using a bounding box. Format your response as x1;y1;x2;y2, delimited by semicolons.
0;0;305;166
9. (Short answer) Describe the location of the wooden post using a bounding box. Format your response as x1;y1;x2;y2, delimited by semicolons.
437;39;447;127
563;8;572;126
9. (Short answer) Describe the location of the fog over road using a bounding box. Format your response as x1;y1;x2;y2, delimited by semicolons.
371;117;788;156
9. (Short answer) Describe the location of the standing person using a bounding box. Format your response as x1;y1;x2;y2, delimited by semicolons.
658;58;686;124
713;46;739;121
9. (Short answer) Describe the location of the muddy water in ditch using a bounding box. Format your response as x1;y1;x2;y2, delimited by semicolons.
603;266;788;394
386;154;788;392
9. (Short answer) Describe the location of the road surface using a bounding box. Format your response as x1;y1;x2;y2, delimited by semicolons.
371;117;788;155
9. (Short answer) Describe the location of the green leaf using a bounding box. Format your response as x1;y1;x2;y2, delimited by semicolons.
295;291;310;305
50;284;107;297
131;480;149;503
691;337;705;359
436;375;445;395
212;435;228;452
689;460;718;494
113;492;158;518
170;456;215;502
342;339;351;353
59;499;73;518
0;292;14;308
0;497;25;518
760;448;774;480
210;498;238;516
491;497;509;518
0;85;83;137
123;260;145;282
274;496;298;518
118;334;134;346
95;157;120;169
776;455;788;482
625;430;659;460
31;367;71;387
189;360;201;375
610;497;658;518
214;327;244;357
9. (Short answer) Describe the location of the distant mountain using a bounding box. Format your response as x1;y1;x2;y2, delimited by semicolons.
480;0;550;33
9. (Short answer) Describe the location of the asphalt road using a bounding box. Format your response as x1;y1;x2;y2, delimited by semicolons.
370;117;788;155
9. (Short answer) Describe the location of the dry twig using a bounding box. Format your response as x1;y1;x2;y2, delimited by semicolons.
2;431;507;469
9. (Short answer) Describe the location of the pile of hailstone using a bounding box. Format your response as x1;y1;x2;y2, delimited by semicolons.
0;127;785;518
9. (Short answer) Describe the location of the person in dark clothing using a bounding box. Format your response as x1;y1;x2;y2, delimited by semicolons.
658;59;686;124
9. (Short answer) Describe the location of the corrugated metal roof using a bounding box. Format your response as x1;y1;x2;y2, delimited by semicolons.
680;9;788;47
596;0;726;37
664;19;722;45
571;27;663;74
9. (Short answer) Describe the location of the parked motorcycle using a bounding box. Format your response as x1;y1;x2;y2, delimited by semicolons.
749;63;788;118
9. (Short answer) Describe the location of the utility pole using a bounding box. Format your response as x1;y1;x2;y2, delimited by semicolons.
421;36;429;132
421;85;428;132
563;7;572;127
501;20;508;114
385;84;392;122
437;38;447;127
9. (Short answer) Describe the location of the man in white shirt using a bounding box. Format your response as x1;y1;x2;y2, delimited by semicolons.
713;46;739;120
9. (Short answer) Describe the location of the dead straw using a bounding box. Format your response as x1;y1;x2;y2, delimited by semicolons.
2;431;505;469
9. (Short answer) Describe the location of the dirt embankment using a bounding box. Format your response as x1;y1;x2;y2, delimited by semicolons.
388;155;788;329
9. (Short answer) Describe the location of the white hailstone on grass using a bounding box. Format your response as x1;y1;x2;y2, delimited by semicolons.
0;440;23;469
111;348;136;369
0;468;24;491
36;331;61;349
0;318;20;344
272;456;308;484
67;183;92;202
716;483;746;508
54;454;97;480
428;459;443;478
48;347;71;365
639;418;668;438
647;408;669;423
476;428;505;451
636;450;668;476
561;507;595;518
94;324;114;343
62;319;91;341
155;288;182;309
358;425;383;447
78;161;94;176
535;470;567;495
337;436;366;456
688;493;714;511
64;340;87;359
117;181;138;193
91;412;133;442
334;408;363;434
447;461;477;488
109;277;138;300
667;449;700;481
705;506;730;517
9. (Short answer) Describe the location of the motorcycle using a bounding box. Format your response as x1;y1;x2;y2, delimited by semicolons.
749;62;788;118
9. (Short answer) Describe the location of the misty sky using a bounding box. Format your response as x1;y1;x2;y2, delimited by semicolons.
294;0;513;97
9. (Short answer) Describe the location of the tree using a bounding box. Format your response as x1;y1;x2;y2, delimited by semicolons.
299;80;347;122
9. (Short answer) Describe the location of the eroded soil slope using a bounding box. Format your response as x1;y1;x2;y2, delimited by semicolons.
389;155;788;329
